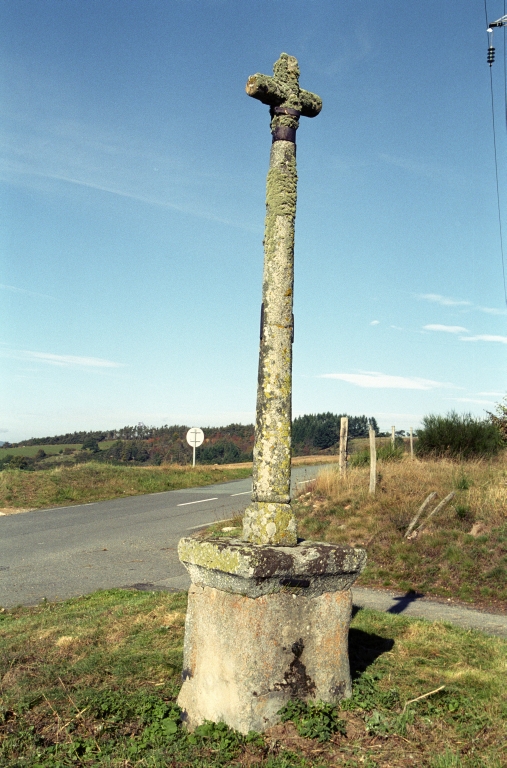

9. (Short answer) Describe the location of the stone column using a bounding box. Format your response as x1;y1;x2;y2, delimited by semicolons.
243;53;322;546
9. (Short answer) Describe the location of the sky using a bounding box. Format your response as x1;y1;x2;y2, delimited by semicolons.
1;0;507;443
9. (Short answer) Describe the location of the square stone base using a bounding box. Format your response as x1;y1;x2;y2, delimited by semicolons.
177;583;353;734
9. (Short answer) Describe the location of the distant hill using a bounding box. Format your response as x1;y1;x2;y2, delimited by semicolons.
3;413;379;465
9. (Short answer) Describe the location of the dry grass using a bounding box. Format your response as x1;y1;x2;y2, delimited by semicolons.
295;454;507;610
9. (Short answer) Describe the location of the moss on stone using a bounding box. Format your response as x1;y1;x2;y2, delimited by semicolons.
178;538;242;574
243;501;297;546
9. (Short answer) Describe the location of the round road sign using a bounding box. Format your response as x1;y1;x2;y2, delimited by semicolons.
186;428;204;448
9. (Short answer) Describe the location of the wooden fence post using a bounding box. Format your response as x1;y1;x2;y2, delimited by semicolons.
369;427;376;495
391;426;395;446
410;427;414;459
339;416;348;475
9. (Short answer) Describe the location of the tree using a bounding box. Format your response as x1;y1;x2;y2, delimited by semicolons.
82;437;99;452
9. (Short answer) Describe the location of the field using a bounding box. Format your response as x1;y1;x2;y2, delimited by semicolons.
1;588;505;767
0;443;117;460
0;462;252;512
294;454;507;612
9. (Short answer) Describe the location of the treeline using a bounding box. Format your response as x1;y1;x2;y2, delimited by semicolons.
6;415;379;454
292;413;379;452
4;414;380;467
2;424;190;448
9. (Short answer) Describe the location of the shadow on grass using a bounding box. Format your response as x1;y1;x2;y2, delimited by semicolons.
348;613;394;681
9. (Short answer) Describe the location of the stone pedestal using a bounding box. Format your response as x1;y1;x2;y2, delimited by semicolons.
177;537;366;733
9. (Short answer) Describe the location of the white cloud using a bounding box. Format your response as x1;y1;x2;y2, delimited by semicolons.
423;324;468;334
477;305;507;316
416;293;471;307
3;348;125;368
460;334;507;344
450;397;495;405
320;372;455;390
370;320;380;325
478;392;504;397
416;293;506;316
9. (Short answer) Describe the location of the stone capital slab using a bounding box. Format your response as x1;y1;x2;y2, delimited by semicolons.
178;537;366;599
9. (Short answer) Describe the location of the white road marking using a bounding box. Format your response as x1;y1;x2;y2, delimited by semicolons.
230;491;251;497
177;497;218;507
186;518;233;531
296;478;316;486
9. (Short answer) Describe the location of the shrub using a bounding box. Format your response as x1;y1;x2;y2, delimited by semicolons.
416;411;503;459
0;454;14;471
6;455;34;470
197;439;251;464
101;440;149;463
488;395;507;442
82;437;100;452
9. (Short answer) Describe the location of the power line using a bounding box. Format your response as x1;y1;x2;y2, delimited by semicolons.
485;0;507;306
504;0;507;133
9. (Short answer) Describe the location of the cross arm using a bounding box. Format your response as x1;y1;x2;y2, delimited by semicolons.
246;74;322;118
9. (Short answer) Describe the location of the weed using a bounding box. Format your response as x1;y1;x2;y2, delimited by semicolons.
455;471;471;490
455;503;474;522
430;751;465;768
342;670;400;712
278;699;346;742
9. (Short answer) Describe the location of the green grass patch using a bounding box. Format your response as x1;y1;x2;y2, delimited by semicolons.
0;462;251;510
1;590;506;766
0;443;117;460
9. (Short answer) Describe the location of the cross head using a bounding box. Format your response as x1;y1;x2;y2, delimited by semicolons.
246;53;322;142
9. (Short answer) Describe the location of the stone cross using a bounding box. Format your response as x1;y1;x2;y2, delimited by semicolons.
242;54;322;546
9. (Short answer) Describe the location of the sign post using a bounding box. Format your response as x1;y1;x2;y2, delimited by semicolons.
186;428;204;467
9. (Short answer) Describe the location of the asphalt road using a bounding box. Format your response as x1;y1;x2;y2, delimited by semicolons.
0;465;319;608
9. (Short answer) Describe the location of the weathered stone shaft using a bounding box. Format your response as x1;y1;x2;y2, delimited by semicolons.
254;139;296;504
243;139;297;546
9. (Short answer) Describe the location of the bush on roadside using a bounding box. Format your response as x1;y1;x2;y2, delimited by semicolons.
416;411;503;459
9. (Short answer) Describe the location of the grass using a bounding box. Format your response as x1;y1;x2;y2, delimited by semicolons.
1;588;506;767
0;462;252;511
294;454;507;611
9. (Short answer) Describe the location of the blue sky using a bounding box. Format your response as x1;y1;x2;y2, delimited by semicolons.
1;0;506;443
